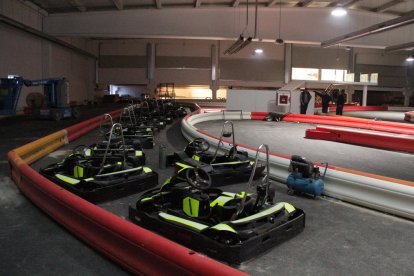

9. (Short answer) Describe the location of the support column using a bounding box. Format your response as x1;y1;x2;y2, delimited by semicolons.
345;85;355;104
403;89;413;107
147;42;156;97
284;43;292;85
211;43;219;100
362;85;368;107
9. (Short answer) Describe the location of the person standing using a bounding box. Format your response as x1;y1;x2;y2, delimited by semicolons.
300;89;312;114
336;89;345;115
316;91;332;114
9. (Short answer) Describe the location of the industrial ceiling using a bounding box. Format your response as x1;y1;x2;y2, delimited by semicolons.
25;0;414;16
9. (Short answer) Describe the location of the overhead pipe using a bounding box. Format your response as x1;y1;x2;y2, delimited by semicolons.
385;41;414;53
0;14;97;59
321;10;414;48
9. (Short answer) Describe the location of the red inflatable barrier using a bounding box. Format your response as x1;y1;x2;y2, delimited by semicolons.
283;114;414;135
306;126;414;153
328;105;388;112
66;109;122;142
404;111;414;123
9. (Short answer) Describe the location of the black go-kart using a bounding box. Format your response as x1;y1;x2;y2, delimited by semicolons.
40;123;158;203
74;140;146;167
129;144;305;264
168;121;265;186
104;111;155;149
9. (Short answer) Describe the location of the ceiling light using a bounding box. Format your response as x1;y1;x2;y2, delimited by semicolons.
254;48;263;54
406;55;414;62
331;7;347;17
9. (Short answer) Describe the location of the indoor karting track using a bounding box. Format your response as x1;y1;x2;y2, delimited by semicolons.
194;120;414;182
2;107;414;275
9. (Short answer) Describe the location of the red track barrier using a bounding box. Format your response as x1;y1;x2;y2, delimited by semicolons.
66;109;122;142
306;126;414;153
283;114;414;135
405;111;414;123
8;104;247;275
328;105;388;112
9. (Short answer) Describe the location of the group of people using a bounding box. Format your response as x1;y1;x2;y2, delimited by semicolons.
300;89;346;115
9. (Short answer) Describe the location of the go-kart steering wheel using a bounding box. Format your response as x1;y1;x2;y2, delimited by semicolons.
192;138;210;153
186;167;212;190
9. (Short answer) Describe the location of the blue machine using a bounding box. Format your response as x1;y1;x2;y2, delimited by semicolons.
0;75;79;120
286;155;327;198
0;76;24;115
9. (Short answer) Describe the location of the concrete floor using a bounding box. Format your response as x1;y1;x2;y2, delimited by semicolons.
1;107;414;275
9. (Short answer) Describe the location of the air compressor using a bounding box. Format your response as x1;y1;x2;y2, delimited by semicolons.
286;155;327;198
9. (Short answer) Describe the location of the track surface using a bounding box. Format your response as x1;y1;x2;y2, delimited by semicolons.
1;107;413;275
195;120;414;182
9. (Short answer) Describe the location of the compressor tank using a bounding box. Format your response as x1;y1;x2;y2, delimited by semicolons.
287;172;324;197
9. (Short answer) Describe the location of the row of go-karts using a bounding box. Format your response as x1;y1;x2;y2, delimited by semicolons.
40;109;327;264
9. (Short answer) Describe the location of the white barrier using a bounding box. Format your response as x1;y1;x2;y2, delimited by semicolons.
181;111;414;220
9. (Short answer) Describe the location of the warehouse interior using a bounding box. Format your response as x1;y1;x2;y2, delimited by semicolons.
1;0;414;275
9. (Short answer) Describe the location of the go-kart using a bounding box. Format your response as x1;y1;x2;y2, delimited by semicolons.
104;111;155;149
40;123;158;203
73;140;146;167
129;144;305;264
168;121;265;186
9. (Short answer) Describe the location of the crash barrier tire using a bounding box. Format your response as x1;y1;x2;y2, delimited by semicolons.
182;111;414;220
8;104;246;275
306;126;414;153
404;111;414;123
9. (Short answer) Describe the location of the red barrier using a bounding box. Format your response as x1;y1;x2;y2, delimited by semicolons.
8;104;247;275
8;156;244;275
283;114;414;135
306;126;414;153
404;111;414;123
66;109;122;142
328;105;388;112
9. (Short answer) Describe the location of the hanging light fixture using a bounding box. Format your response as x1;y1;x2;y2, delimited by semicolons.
406;55;414;62
331;7;347;17
225;0;259;55
276;0;284;44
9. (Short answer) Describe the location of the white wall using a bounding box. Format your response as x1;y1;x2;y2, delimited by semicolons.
0;0;96;111
227;89;277;112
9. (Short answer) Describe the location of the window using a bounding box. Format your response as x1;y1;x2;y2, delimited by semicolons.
321;69;347;82
370;73;378;84
345;73;354;82
292;68;319;80
360;74;369;82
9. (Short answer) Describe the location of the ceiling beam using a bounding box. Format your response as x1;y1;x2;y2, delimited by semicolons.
343;0;362;8
68;0;87;12
322;10;414;47
111;0;124;10
385;41;414;53
327;0;353;8
195;0;202;8
372;0;405;13
155;0;162;9
295;0;314;7
268;0;278;7
232;0;241;7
